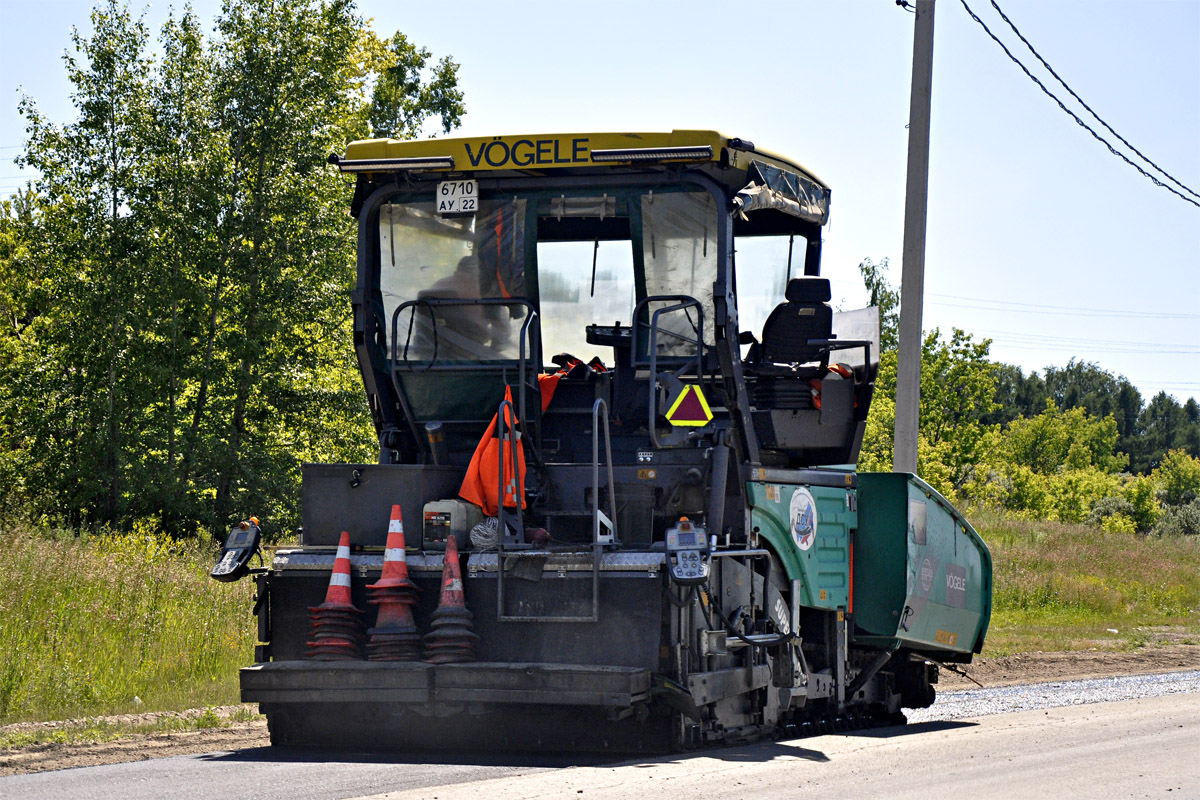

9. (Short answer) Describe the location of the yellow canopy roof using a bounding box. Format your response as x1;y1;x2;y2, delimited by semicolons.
342;129;828;190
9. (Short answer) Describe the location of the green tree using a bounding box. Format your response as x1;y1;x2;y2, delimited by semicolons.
1150;449;1200;507
2;0;464;537
861;328;999;498
984;363;1046;425
11;0;152;528
1042;359;1143;458
368;32;464;139
1184;398;1200;457
1000;401;1128;475
857;257;898;353
1134;392;1191;473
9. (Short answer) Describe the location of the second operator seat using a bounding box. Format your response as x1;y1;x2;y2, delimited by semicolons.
758;276;834;371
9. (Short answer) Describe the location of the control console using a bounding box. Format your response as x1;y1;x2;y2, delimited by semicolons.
665;517;710;585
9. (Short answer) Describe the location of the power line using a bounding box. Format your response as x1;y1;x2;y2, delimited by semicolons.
930;299;1200;320
959;0;1200;210
833;278;1200;320
987;0;1200;203
989;342;1200;356
926;292;1200;319
972;327;1200;351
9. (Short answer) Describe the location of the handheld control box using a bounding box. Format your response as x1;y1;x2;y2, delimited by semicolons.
211;518;261;582
665;517;710;585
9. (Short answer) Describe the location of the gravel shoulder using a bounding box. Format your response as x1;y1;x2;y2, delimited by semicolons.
4;643;1198;777
936;643;1200;689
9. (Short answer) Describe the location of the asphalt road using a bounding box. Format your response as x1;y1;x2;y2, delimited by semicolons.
3;672;1198;800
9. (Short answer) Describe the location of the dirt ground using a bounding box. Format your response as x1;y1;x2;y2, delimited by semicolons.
936;643;1200;689
3;644;1198;777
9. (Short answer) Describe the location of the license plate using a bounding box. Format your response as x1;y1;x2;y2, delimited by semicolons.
436;179;478;215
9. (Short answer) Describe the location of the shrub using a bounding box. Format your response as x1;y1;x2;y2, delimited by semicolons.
1100;512;1136;534
1046;467;1122;524
1151;499;1200;537
1122;473;1163;531
1152;449;1200;507
1087;495;1135;527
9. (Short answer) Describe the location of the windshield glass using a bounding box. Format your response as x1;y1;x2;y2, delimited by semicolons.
377;186;720;366
537;239;636;362
381;199;527;361
641;191;718;356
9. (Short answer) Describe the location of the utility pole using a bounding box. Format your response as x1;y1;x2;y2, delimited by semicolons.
893;0;936;474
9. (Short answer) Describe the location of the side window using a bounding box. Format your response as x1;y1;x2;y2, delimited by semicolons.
733;235;793;354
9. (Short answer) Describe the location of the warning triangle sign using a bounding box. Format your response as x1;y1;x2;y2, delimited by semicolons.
666;385;713;427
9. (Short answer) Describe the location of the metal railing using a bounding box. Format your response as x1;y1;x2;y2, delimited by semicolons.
388;297;541;461
632;295;708;448
493;399;611;624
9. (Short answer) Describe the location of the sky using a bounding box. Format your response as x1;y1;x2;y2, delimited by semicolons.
2;0;1198;404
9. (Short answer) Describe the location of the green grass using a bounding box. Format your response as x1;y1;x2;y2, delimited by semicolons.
974;511;1200;656
0;524;257;725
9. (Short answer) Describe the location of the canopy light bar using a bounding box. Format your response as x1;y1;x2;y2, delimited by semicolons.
329;153;455;173
589;145;713;163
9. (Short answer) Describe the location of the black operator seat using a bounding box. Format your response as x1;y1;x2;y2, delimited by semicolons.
758;276;834;368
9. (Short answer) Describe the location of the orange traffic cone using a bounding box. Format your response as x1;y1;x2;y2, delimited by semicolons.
366;505;423;661
306;531;366;660
422;534;478;664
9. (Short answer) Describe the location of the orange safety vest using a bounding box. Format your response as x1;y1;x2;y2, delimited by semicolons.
459;374;563;516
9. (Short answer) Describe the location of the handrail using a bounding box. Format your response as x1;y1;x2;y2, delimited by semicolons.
631;294;706;369
592;398;618;548
494;398;609;624
494;396;525;549
634;295;707;448
388;297;541;461
390;297;539;371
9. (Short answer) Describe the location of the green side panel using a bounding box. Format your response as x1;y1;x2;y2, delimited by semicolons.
747;481;855;612
854;473;993;655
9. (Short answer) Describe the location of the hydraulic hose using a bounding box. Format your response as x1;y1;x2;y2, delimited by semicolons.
700;587;796;648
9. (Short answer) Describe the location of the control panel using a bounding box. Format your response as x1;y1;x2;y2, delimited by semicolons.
665;517;710;585
211;517;261;582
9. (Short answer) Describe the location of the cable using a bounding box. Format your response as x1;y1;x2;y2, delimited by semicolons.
959;0;1200;210
970;328;1200;352
987;342;1200;356
927;292;1200;319
987;0;1200;202
699;587;795;648
929;299;1200;320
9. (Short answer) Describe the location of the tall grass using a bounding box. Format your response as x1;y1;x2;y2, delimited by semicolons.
975;511;1200;655
0;524;256;724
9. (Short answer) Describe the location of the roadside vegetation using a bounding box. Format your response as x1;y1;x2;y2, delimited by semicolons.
979;512;1200;655
856;259;1200;538
0;524;256;726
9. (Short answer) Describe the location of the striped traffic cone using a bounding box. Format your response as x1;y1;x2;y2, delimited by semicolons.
422;534;478;664
365;505;423;661
306;531;366;660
